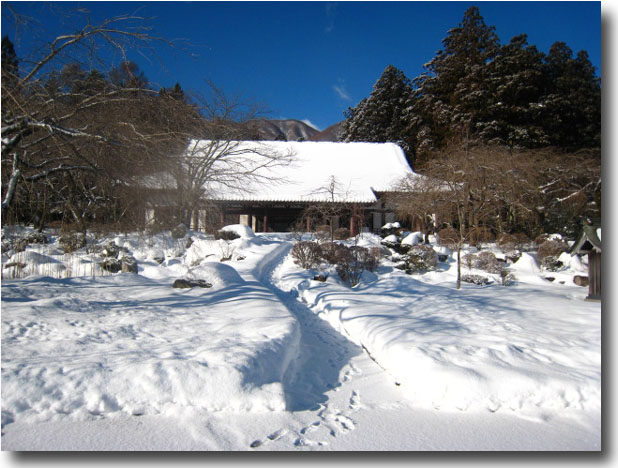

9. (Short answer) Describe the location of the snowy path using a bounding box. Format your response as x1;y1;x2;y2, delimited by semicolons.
240;241;368;448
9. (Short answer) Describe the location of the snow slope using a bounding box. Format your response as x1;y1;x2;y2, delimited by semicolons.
1;228;602;451
274;236;601;422
2;232;300;437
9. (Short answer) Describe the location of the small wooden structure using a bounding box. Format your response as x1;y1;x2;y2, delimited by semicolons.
570;225;602;301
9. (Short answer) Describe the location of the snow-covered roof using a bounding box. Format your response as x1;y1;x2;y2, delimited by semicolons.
196;140;417;204
570;225;602;254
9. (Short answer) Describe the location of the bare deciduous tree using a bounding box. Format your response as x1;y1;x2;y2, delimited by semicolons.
392;139;601;288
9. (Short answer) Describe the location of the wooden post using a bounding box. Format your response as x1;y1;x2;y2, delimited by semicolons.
263;215;268;233
219;210;225;228
350;216;356;237
587;251;601;300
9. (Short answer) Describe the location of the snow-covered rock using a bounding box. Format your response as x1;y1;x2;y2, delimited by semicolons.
401;231;423;246
221;224;256;239
382;234;399;244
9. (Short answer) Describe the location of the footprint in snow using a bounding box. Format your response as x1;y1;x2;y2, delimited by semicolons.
250;428;288;448
300;421;321;434
267;428;287;441
334;414;355;433
349;390;360;411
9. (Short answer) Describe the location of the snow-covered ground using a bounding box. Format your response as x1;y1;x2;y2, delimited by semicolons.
1;227;602;451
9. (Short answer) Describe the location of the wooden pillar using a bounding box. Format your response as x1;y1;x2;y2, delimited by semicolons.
263;215;268;233
350;216;356;237
306;216;311;233
587;251;601;300
219;210;225;228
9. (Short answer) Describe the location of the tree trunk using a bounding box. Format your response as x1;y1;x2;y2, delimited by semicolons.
456;245;462;290
1;154;21;220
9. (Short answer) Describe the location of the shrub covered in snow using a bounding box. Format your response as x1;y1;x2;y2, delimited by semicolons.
349;245;380;272
291;241;322;269
4;231;49;253
461;274;491;285
463;253;477;270
537;239;568;261
319;242;350;265
215;230;241;241
395;244;437;274
59;233;86;253
335;246;367;287
500;269;516;286
171;223;188;239
534;233;564;246
537;240;568;271
476;251;503;274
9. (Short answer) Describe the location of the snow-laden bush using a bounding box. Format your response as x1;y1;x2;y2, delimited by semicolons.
291;241;322;269
537;239;568;261
500;269;516;286
5;231;49;253
319;242;350;265
476;251;502;274
349;245;380;272
461;274;491;285
463;253;477;270
215;230;241;241
336;246;367;287
171;223;188;239
59;233;86;253
537;240;568;272
395;245;437;274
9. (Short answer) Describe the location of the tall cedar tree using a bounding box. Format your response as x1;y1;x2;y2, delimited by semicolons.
340;65;415;165
539;42;601;149
409;6;500;162
484;34;549;148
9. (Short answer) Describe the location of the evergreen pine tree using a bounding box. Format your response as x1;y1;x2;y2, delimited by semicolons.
539;42;601;149
410;7;500;156
484;34;549;148
340;65;414;164
2;35;19;90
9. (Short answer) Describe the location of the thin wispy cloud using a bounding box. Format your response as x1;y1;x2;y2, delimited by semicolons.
333;84;351;102
324;2;338;33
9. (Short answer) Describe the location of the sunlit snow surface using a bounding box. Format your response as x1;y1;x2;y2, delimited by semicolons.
1;228;601;450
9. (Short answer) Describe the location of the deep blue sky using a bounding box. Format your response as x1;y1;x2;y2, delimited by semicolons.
2;1;601;130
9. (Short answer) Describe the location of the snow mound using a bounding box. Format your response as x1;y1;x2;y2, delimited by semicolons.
382;234;398;244
401;231;423;246
221;224;256;238
192;261;244;287
382;222;401;229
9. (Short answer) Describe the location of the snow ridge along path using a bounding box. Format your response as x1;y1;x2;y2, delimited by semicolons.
242;239;378;449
